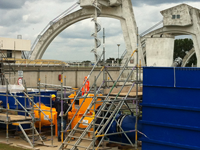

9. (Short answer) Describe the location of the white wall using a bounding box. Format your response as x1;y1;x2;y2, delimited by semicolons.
0;37;31;51
146;37;175;67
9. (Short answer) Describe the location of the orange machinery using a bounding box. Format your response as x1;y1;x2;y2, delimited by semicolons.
33;92;102;137
68;92;103;136
34;103;58;135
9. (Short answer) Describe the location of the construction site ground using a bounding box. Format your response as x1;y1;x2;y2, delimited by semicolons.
0;128;141;150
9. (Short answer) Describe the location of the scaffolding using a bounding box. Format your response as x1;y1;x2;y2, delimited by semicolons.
0;78;59;149
0;4;142;150
54;45;143;150
52;3;143;147
0;42;142;150
0;47;59;149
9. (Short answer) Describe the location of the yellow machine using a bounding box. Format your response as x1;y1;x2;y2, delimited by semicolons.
34;103;58;135
33;93;102;137
68;93;102;129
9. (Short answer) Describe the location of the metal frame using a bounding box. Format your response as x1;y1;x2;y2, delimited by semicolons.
56;45;141;150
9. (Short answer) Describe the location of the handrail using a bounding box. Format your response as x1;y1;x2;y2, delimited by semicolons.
28;2;80;59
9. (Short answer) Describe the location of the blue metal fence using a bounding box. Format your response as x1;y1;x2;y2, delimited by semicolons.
140;67;200;150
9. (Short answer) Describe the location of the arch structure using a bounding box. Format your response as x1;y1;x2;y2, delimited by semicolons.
30;0;139;66
140;4;200;67
182;48;195;67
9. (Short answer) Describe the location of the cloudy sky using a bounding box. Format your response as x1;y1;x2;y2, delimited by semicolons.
0;0;199;62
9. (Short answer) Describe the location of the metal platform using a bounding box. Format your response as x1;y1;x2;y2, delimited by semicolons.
0;113;31;122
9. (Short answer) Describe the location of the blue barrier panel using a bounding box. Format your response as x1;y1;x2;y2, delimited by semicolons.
141;67;200;150
33;90;57;107
0;92;32;109
0;90;57;109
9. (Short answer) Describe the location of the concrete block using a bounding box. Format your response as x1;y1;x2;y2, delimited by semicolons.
109;0;122;6
161;4;193;27
146;37;175;67
79;0;93;7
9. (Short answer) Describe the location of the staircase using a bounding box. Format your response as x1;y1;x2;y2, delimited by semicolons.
58;50;138;150
0;52;53;149
12;121;44;150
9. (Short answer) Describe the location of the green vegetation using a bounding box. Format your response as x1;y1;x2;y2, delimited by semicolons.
0;143;28;150
174;38;197;67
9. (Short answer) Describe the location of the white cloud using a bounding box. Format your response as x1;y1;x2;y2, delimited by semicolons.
0;1;200;61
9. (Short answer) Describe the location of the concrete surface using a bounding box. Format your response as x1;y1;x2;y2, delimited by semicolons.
0;131;140;150
4;66;120;88
146;37;174;67
142;4;200;67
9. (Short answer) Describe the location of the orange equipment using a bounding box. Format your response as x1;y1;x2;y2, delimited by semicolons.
68;93;102;130
34;103;58;135
81;76;90;96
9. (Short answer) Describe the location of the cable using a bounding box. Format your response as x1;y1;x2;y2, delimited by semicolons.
140;20;163;36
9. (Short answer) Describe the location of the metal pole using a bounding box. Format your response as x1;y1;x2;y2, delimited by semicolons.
6;79;9;143
45;75;47;90
93;76;97;150
31;91;35;148
94;66;137;149
63;52;104;117
24;80;27;119
63;65;104;133
38;69;41;134
50;96;53;147
64;76;66;87
85;51;137;149
135;27;139;150
94;0;98;62
61;69;64;143
117;44;120;66
14;41;16;84
103;28;105;95
102;28;106;149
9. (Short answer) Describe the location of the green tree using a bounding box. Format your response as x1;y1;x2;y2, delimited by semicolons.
174;38;197;67
106;58;115;64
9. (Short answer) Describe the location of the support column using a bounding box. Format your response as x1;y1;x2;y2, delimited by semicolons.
192;35;200;67
121;0;138;66
191;9;200;67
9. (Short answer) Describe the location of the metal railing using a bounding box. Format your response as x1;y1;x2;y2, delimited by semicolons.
25;2;80;59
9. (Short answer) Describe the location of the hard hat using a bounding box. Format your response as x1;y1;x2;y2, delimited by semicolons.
51;94;56;99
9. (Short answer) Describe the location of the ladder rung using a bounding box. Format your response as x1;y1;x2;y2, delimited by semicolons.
84;115;93;118
68;135;93;141
28;133;39;137
105;102;112;105
19;121;32;124
79;122;90;125
23;128;33;131
64;143;107;149
101;109;114;112
65;143;88;149
88;108;96;111
73;129;93;133
78;122;104;127
95;124;104;127
96;116;109;119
